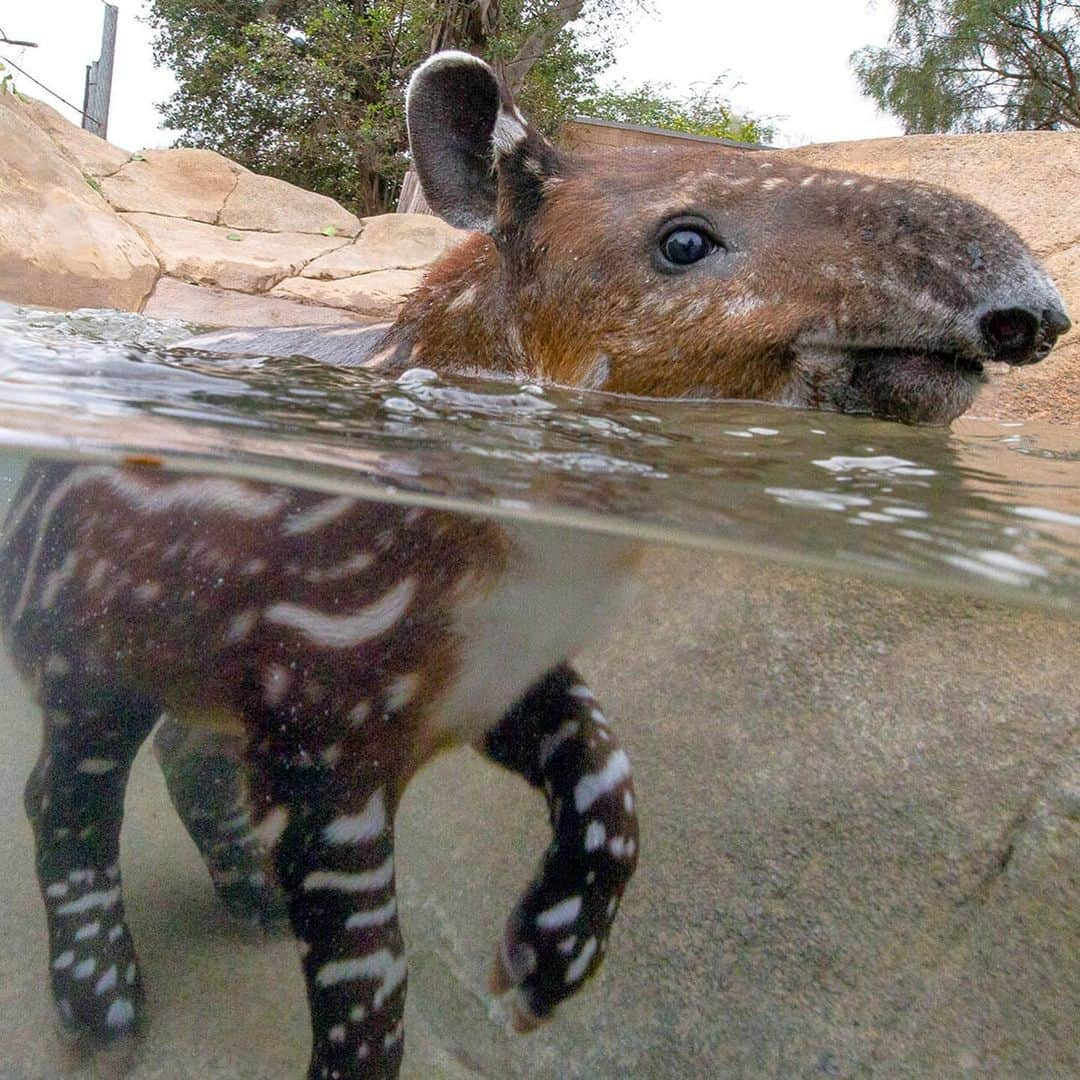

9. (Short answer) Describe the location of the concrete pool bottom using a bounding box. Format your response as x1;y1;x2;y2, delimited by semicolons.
0;546;1075;1078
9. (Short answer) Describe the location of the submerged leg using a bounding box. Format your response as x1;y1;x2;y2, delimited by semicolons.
481;664;639;1029
24;670;161;1042
153;716;286;925
254;747;407;1080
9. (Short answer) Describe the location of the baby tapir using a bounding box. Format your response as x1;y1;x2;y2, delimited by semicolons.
185;53;1070;426
2;51;1071;1080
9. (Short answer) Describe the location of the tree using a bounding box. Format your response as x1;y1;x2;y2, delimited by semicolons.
584;79;774;143
852;1;1080;133
147;1;636;214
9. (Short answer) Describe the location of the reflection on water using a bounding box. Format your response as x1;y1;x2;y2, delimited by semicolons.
0;306;1075;1078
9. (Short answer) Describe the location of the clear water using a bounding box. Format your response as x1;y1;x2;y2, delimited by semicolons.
0;305;1075;1078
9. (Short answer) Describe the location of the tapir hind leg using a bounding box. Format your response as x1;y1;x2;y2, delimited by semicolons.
24;667;161;1042
153;716;287;925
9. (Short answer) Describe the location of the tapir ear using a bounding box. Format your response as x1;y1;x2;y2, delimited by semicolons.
406;51;563;236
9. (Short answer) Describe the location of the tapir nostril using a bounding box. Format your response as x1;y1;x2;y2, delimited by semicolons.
979;307;1041;364
1042;306;1072;338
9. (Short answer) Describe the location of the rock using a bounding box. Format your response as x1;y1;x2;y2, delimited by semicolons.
100;148;243;223
302;214;468;279
142;278;368;328
120;213;348;293
219;171;361;237
0;92;158;312
272;268;427;317
17;97;131;178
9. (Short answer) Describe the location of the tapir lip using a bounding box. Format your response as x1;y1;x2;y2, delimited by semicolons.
846;346;987;377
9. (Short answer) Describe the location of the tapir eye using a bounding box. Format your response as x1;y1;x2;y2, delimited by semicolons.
659;227;717;267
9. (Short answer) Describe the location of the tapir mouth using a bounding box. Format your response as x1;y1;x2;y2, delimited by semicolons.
854;347;986;377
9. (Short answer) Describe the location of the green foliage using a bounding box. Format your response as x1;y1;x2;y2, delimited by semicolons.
584;79;774;144
852;1;1080;132
148;1;769;212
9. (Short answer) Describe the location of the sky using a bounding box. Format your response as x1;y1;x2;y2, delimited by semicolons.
0;0;903;153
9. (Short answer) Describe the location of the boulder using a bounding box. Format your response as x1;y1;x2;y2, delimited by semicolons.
302;214;468;279
219;171;362;237
100;148;243;223
0;92;158;312
271;268;427;318
142;278;367;329
16;96;131;178
120;213;348;294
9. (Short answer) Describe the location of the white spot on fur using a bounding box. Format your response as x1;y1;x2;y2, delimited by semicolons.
557;936;577;956
265;577;416;648
345;898;399;931
75;921;101;941
303;857;395;894
72;957;96;980
536;895;582;930
77;758;116;775
348;701;371;726
315;949;407;1007
386;674;418;712
328;1025;347;1044
56;888;120;916
573;750;632;813
447;285;479;313
252;806;289;849
492;109;528;157
324;790;386;846
105;999;135;1028
225;609;258;644
132;581;162;603
95;965;118;995
53;951;75;970
538;720;579;770
584;821;606;852
46;882;69;898
262;664;291;706
565;937;597;984
284;496;357;535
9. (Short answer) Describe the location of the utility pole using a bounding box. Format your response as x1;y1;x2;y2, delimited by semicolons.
82;3;117;138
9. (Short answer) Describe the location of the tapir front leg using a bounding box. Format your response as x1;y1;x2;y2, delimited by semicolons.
481;664;638;1029
254;747;406;1080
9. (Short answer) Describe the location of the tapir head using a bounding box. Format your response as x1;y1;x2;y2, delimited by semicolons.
406;52;1070;424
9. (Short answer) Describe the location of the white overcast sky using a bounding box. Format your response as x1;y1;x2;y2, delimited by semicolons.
0;0;903;152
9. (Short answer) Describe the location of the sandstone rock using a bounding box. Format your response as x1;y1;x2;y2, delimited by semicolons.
272;268;426;317
101;148;242;223
0;93;158;312
302;214;468;279
120;213;348;294
142;278;368;328
219;171;361;237
17;97;131;178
